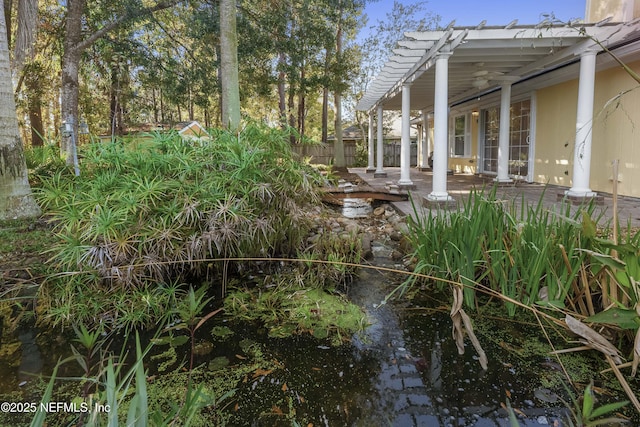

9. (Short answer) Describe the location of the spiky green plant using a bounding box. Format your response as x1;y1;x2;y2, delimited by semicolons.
33;122;324;329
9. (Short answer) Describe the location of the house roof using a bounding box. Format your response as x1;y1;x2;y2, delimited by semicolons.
356;19;640;112
328;125;363;141
176;121;210;137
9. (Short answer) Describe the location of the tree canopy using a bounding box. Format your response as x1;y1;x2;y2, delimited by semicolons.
4;0;376;145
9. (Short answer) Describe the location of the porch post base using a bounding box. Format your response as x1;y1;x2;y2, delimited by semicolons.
559;190;604;205
423;193;456;209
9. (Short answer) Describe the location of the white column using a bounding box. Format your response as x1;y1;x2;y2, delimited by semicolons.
366;112;375;172
566;50;598;197
495;81;515;183
416;122;423;168
428;52;453;202
374;104;387;177
426;112;433;168
418;110;429;170
398;83;414;187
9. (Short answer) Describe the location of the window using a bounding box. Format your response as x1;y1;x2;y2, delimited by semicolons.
481;99;531;177
450;114;470;157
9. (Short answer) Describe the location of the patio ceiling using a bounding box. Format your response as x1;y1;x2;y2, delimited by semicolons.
356;19;640;112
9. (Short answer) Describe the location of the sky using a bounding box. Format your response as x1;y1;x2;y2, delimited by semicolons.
362;0;586;29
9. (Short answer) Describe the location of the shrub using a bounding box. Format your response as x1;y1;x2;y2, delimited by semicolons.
33;123;324;328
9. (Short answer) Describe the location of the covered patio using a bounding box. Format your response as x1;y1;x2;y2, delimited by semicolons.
357;19;640;202
347;166;640;228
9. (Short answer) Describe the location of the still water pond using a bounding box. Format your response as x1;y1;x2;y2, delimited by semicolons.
2;256;572;426
222;257;569;426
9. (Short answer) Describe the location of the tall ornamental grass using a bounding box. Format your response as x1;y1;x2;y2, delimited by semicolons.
33;123;324;327
404;187;601;316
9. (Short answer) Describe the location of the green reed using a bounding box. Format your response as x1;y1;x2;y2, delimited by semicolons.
405;186;600;316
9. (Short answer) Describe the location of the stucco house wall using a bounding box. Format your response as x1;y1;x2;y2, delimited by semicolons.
534;58;640;197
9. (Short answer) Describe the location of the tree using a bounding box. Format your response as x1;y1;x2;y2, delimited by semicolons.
333;0;346;168
12;0;44;146
60;0;180;163
0;0;40;220
352;1;440;145
220;0;240;130
326;0;366;166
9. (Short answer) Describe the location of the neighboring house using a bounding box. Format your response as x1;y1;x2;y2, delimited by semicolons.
175;121;211;141
329;125;365;144
357;0;640;199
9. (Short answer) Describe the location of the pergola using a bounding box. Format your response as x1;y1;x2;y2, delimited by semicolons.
356;19;640;201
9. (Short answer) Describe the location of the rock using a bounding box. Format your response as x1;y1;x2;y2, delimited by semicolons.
388;214;402;225
329;221;342;231
361;235;373;259
345;222;360;234
389;231;402;241
373;206;385;216
383;224;395;234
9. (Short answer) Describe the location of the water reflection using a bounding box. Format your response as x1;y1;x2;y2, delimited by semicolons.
1;269;570;426
224;264;568;426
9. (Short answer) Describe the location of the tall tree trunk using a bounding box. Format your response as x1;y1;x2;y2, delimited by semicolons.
321;48;330;143
298;92;305;140
333;0;346;168
3;0;10;49
188;87;194;121
220;0;240;130
109;65;119;136
24;62;44;146
116;101;124;135
160;87;165;123
297;66;305;141
13;0;40;146
27;94;44;146
322;86;329;143
60;0;84;161
277;53;286;127
152;88;158;123
288;90;295;144
0;0;40;220
334;93;345;168
13;0;37;77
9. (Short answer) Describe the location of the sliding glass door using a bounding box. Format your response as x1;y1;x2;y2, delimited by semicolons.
481;99;531;179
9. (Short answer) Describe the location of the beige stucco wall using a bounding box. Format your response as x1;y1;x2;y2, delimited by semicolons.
534;59;640;197
591;59;640;197
533;81;578;188
586;0;640;22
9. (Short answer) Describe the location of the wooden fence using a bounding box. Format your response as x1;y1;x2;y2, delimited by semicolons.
290;141;417;167
290;142;358;166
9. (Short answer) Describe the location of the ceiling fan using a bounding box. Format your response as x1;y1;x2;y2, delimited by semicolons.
470;63;505;88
